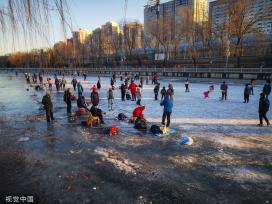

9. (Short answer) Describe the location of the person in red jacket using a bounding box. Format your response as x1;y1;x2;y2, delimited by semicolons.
128;80;137;101
133;105;145;119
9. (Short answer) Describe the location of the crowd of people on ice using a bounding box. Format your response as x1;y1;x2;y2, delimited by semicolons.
23;71;271;130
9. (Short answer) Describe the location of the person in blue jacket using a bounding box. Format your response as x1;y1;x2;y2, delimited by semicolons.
77;82;83;97
160;93;173;127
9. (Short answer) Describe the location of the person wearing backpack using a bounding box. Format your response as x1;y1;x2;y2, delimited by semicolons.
160;94;173;128
64;88;72;115
259;93;270;126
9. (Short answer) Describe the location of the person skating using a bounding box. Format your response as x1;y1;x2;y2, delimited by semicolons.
47;78;53;90
107;87;114;111
39;73;43;84
263;79;271;98
71;78;77;91
97;80;101;90
220;81;228;100
120;83;126;101
258;93;270;126
42;91;54;122
161;86;166;100
128;80;137;101
110;78;115;90
244;84;251;103
136;87;142;106
160;93;173;128
64;88;72;115
90;85;99;106
61;78;67;89
77;82;83;98
146;76;149;85
55;77;60;92
154;83;160;101
185;79;190;92
83;73;87;81
250;79;256;95
90;105;105;124
167;84;174;101
140;77;144;88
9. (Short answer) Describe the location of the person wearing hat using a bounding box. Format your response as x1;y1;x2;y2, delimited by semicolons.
91;85;99;106
42;91;54;122
259;93;270;126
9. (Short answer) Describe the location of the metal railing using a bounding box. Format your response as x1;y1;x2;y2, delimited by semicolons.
2;67;272;74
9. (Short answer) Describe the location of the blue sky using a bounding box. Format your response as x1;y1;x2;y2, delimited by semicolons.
1;0;214;55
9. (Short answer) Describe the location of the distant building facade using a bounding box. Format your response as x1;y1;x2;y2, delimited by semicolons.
123;22;144;49
144;0;208;38
72;28;91;46
209;0;272;34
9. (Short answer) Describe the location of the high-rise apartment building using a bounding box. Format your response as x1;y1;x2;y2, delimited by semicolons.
144;0;208;37
209;0;272;34
123;22;144;49
72;28;91;45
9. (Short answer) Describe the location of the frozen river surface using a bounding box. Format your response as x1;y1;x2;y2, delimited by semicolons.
0;71;271;204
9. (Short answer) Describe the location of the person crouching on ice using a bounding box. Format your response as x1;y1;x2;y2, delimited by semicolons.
130;105;145;123
204;90;210;98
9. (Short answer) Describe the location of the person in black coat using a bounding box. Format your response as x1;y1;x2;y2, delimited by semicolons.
90;86;100;106
42;91;54;122
71;78;77;91
120;83;126;101
161;86;166;100
154;83;160;101
64;88;72;115
263;79;271;97
244;84;251;103
259;93;270;126
220;81;228;100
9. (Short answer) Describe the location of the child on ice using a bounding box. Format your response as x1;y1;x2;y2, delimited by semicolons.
203;85;214;98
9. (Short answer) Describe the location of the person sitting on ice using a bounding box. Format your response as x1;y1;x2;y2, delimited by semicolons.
126;90;132;100
89;105;105;124
76;96;89;116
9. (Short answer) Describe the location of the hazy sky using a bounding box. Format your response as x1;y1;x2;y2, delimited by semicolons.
0;0;214;55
